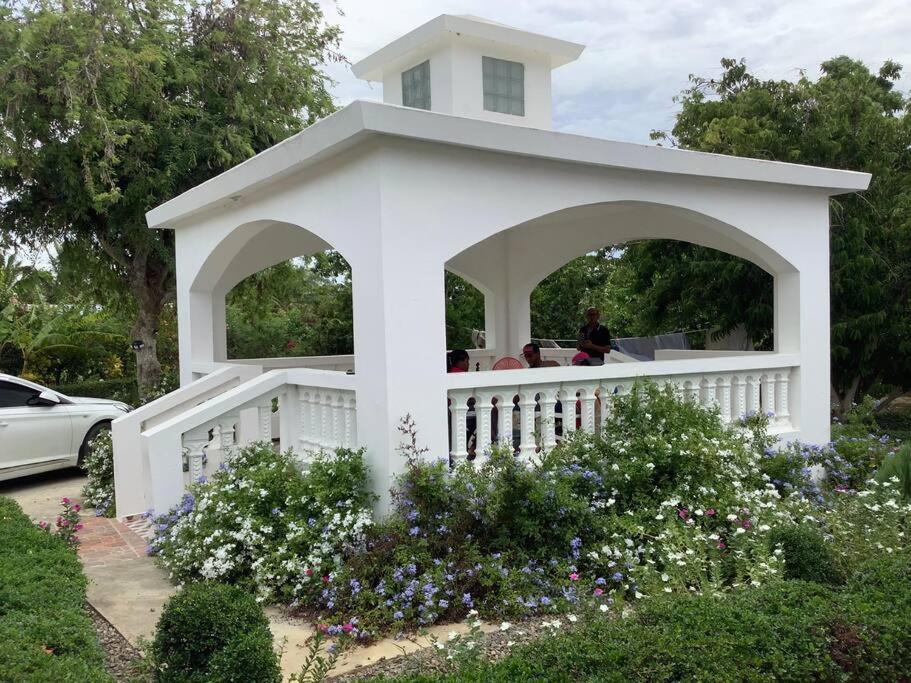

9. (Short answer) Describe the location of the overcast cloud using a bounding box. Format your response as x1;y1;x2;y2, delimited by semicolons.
317;0;911;144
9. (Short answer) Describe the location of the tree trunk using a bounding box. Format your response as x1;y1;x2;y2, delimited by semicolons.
129;259;171;403
832;375;862;419
131;298;162;402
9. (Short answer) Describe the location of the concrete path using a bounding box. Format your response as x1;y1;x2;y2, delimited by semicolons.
1;469;471;679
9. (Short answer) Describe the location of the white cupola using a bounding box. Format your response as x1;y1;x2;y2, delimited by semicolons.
352;14;584;130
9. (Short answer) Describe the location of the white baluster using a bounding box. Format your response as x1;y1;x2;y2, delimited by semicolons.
320;393;334;450
218;419;236;450
449;390;473;463
717;375;732;424
748;376;761;415
539;386;559;451
734;375;747;422
331;393;343;449
761;374;776;418
495;392;515;451
343;395;357;448
776;371;791;427
183;431;208;482
517;390;538;459
258;403;273;442
559;388;576;436
578;385;597;434
475;391;495;460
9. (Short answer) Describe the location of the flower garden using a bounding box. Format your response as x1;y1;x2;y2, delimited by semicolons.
127;381;911;678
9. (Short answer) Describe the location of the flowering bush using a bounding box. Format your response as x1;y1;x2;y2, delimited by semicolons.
81;429;116;517
37;497;84;549
148;443;375;604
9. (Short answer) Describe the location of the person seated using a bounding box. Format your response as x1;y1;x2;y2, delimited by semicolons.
577;307;612;361
447;349;470;373
522;342;560;368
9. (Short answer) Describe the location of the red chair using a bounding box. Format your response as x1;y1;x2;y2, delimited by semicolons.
491;356;523;370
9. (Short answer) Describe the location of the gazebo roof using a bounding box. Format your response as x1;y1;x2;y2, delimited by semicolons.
146;100;871;230
351;14;586;82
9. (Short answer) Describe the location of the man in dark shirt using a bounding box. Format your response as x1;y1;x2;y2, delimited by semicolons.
577;307;611;361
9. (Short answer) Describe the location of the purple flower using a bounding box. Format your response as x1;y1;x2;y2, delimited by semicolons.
540;596;552;606
438;599;449;608
462;593;473;607
612;572;624;582
393;611;404;619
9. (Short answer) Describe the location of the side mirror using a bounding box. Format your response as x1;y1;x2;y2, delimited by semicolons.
29;390;62;407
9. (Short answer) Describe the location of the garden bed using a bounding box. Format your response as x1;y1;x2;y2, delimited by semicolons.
141;381;910;679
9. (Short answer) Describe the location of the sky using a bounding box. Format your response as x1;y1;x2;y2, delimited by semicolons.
317;0;911;144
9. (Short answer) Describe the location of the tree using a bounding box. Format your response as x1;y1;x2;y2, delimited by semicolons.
650;57;911;414
0;0;339;398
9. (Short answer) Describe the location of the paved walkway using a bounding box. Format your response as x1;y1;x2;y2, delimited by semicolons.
1;469;480;679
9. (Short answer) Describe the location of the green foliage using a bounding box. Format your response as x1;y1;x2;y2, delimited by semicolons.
149;444;375;604
445;272;484;350
0;497;110;682
56;377;140;404
151;582;281;683
768;526;843;585
874;444;911;499
378;567;911;683
0;0;341;394
226;257;353;358
651;56;911;410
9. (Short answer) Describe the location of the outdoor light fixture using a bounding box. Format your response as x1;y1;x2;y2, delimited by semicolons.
131;340;145;351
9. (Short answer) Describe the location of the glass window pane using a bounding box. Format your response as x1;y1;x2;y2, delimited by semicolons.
402;60;431;110
481;57;524;116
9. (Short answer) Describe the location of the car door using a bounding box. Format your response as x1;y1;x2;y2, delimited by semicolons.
0;379;74;472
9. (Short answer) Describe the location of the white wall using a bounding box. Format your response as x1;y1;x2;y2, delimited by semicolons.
169;133;834;509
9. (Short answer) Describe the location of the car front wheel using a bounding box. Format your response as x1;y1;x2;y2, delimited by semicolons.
78;421;111;469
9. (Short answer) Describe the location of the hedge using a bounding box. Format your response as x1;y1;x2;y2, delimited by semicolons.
0;497;110;681
53;377;138;405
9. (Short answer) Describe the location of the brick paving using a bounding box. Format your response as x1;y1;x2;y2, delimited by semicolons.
78;515;153;569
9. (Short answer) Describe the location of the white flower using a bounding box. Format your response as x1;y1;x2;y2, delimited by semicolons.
500;622;511;631
664;587;672;593
599;604;609;613
448;631;458;641
726;514;738;522
567;614;577;623
611;463;620;471
661;573;669;582
655;514;665;521
506;641;515;647
467;609;479;617
735;527;746;535
435;642;446;650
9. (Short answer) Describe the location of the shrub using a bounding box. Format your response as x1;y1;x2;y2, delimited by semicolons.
152;582;281;683
82;430;116;516
378;559;911;683
54;377;139;404
148;443;375;603
874;443;911;499
0;497;109;681
767;525;843;585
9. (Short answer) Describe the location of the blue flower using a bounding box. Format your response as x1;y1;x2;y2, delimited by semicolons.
438;599;449;608
540;596;552;606
462;593;473;607
612;572;624;582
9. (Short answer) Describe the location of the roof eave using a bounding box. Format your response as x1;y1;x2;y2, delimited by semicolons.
146;100;871;230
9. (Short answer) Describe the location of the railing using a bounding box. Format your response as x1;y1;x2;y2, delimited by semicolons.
228;354;355;372
130;368;357;516
112;362;262;519
445;354;799;463
465;348;637;370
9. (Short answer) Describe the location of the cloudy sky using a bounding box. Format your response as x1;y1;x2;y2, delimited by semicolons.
317;0;911;144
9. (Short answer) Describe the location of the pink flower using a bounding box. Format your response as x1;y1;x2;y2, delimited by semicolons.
705;508;717;517
61;497;70;505
569;572;579;581
322;575;330;584
318;623;329;634
75;524;85;531
38;521;48;529
59;519;69;527
717;541;726;550
72;504;81;512
342;622;354;633
305;568;314;577
593;588;604;596
741;519;752;530
678;508;689;520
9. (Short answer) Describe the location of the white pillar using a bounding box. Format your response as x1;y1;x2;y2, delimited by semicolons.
353;253;448;513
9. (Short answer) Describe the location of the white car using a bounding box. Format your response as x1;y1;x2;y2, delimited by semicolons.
0;373;132;481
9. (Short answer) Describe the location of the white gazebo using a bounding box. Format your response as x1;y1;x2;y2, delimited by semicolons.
112;14;870;519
